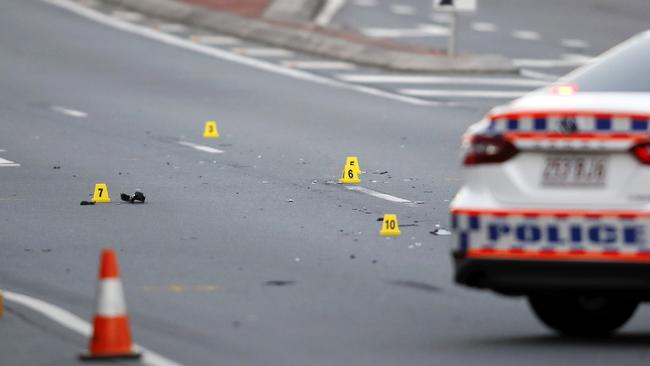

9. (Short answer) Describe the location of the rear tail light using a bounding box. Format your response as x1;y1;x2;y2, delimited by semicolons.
463;135;519;165
631;142;650;164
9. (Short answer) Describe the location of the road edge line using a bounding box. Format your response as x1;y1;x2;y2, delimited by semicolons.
4;290;183;366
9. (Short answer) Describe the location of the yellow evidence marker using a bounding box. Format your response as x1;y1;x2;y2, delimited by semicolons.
339;156;361;184
380;214;401;236
91;183;111;203
203;121;219;138
345;156;362;174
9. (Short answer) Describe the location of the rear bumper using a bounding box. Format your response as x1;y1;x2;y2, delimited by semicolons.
454;255;650;297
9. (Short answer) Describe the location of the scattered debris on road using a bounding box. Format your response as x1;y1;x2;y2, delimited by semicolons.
120;191;146;203
80;201;95;206
430;229;452;236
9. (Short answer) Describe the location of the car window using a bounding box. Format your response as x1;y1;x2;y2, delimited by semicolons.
562;34;650;92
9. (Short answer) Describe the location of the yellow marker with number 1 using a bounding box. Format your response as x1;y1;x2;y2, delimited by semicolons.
91;183;111;203
203;121;219;138
380;214;401;236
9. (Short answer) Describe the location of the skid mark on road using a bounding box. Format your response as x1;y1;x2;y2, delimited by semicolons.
4;290;183;366
178;141;224;154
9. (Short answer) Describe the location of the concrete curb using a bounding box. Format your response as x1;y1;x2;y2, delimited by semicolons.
102;0;517;73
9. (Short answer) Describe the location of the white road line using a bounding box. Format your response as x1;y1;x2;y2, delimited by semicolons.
52;106;88;118
418;24;450;35
430;13;452;24
0;157;20;167
563;53;593;62
155;23;187;33
512;30;541;41
4;290;182;366
282;60;356;70
471;22;497;32
520;68;559;81
561;38;589;49
513;57;591;68
111;10;143;22
399;89;527;98
190;35;240;46
390;4;415;15
41;0;441;107
178;141;224;154
345;186;412;204
337;74;547;87
353;0;376;6
362;24;448;38
232;47;295;57
315;0;346;26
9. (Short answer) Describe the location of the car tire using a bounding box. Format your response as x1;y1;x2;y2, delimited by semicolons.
528;294;638;337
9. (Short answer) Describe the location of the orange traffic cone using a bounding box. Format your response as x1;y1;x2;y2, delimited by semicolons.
80;249;141;361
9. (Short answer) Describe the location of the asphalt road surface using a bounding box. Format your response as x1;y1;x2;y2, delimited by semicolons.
1;0;650;365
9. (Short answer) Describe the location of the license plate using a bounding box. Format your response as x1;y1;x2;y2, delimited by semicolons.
542;155;607;186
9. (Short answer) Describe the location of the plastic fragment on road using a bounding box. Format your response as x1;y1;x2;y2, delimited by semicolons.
203;121;219;138
120;191;146;203
80;201;95;206
430;228;451;236
80;249;141;361
91;183;111;203
339;156;361;184
380;214;401;236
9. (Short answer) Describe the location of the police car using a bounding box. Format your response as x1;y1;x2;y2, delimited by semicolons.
451;31;650;336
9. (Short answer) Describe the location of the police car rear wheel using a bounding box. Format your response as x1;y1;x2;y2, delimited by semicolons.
528;294;638;336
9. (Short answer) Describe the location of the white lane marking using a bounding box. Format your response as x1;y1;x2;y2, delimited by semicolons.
155;23;187;33
561;38;589;49
513;57;591;68
111;10;143;22
190;35;240;46
390;4;415;15
512;30;541;41
0;157;20;167
52;106;88;118
362;24;448;38
430;13;452;23
345;186;412;204
563;53;593;62
471;22;497;32
4;290;182;366
41;0;441;107
399;89;527;98
315;0;346;26
353;0;376;6
282;60;356;70
418;24;450;35
178;141;224;154
337;74;547;87
232;47;294;57
520;68;559;81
